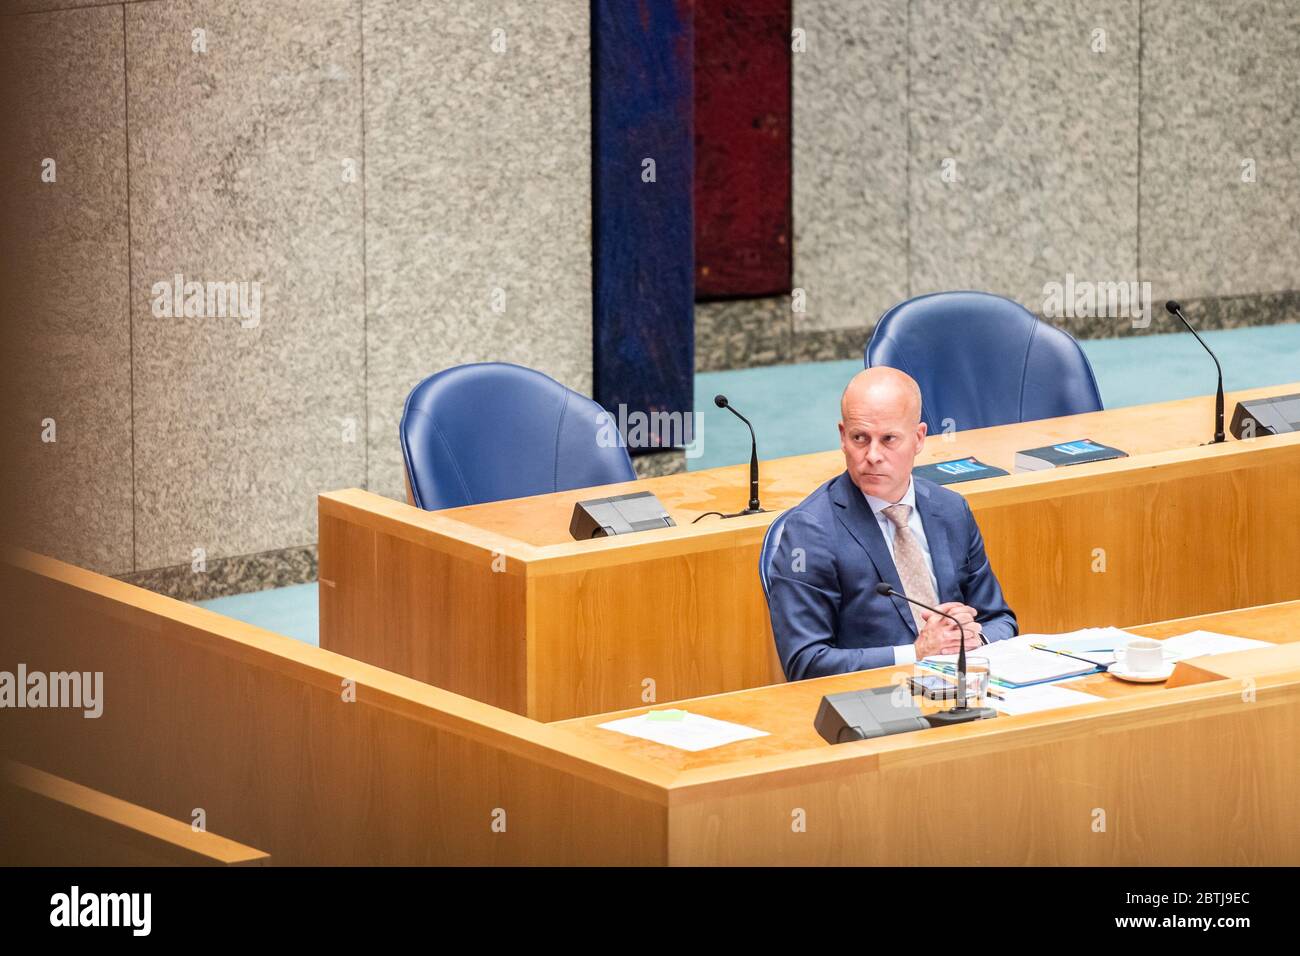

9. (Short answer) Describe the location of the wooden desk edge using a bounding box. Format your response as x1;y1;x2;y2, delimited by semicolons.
552;601;1300;801
534;432;1300;573
659;668;1300;804
318;490;542;568
3;760;271;865
318;431;1300;577
3;547;677;804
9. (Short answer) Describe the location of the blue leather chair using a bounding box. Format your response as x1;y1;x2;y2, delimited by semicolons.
865;291;1103;432
758;510;791;602
400;362;637;510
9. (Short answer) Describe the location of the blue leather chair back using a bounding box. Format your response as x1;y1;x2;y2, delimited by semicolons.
758;510;791;601
400;363;637;511
865;291;1103;432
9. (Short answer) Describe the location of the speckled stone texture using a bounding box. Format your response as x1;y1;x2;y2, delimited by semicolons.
632;450;688;479
0;6;133;575
1140;0;1300;302
364;0;592;501
1040;290;1300;340
790;323;875;362
126;0;366;570
792;0;908;332
6;0;117;12
695;298;792;371
910;0;1140;312
700;292;1297;370
695;296;876;369
116;544;317;602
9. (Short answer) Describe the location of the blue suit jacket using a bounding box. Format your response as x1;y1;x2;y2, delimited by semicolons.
768;471;1017;680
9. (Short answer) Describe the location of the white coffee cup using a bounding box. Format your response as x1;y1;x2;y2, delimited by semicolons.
1116;637;1165;673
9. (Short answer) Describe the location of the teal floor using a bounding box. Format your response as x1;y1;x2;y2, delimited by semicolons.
197;583;320;646
198;322;1300;644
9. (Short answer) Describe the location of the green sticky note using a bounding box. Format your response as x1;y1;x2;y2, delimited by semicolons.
646;709;687;722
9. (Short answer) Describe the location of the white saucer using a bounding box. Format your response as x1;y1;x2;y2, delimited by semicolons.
1108;661;1175;682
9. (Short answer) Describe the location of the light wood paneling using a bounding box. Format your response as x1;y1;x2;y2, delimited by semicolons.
529;541;780;717
974;435;1300;632
318;509;529;714
3;549;1298;866
664;692;1299;865
554;599;1300;771
1;761;270;866
321;384;1300;721
0;549;668;866
557;600;1300;866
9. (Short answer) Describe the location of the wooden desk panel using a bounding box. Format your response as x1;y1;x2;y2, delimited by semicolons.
556;600;1300;866
320;383;1300;721
552;599;1300;772
5;550;1299;866
661;687;1299;866
0;550;669;866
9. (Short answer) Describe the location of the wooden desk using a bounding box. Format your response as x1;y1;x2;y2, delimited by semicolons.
551;599;1300;865
553;600;1300;772
319;382;1300;721
6;549;1299;866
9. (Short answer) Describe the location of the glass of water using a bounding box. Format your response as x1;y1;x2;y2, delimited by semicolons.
957;657;991;708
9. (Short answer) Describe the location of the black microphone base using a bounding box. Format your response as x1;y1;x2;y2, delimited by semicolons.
924;705;997;727
721;507;768;519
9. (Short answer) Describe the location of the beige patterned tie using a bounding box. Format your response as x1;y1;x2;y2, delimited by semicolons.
882;504;938;631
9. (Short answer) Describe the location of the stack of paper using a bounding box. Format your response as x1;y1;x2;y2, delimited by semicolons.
924;628;1275;688
1157;630;1273;661
1033;627;1140;665
597;710;769;752
924;634;1105;687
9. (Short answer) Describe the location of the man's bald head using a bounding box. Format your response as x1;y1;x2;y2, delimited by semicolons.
840;367;923;427
838;367;926;502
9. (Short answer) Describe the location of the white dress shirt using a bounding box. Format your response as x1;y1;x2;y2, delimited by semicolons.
862;477;938;666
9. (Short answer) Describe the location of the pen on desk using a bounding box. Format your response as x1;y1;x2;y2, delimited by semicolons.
1030;644;1103;668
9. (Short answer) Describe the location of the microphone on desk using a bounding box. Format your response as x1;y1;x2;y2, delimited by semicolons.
874;583;995;725
713;394;765;517
1166;300;1226;444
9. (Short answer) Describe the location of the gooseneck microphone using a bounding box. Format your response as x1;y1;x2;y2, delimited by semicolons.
703;394;765;519
1166;300;1226;444
875;583;995;726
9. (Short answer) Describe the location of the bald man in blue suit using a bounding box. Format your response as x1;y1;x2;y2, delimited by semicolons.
767;367;1017;681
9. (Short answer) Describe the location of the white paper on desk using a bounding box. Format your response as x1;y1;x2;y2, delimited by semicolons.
925;634;1099;685
1034;627;1142;664
1157;630;1273;662
987;683;1104;716
932;627;1133;657
597;711;769;752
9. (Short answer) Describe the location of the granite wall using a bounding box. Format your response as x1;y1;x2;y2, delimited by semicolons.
2;0;591;593
697;0;1300;369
